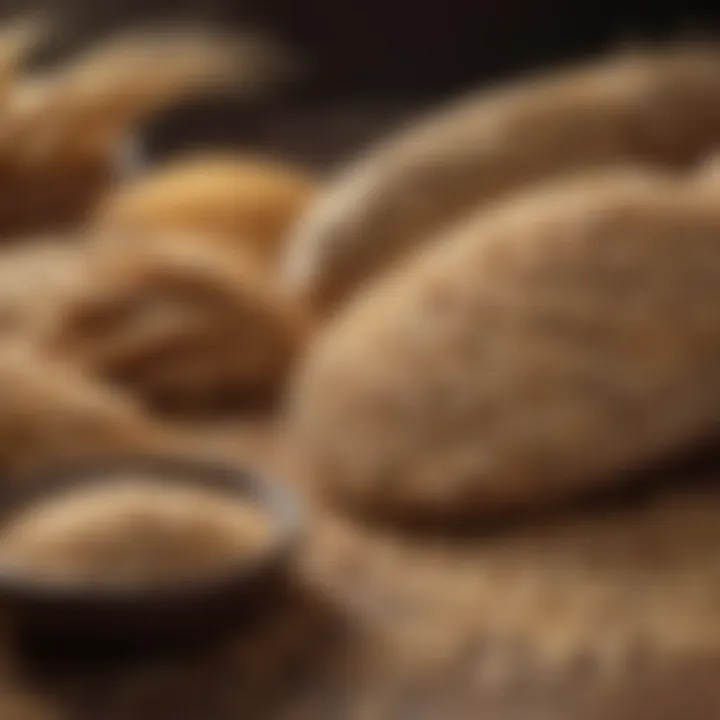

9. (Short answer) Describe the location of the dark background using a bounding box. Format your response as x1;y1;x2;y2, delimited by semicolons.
3;0;720;167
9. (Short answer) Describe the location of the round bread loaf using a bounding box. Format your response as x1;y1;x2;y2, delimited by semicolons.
283;43;720;313
288;167;720;519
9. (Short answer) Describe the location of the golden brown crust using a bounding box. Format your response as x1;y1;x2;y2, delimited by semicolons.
0;237;88;338
0;28;292;237
287;167;720;520
95;153;318;266
0;343;170;478
1;30;287;164
42;238;311;414
282;43;720;313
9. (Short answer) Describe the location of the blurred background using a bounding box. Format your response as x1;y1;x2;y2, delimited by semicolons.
3;0;720;169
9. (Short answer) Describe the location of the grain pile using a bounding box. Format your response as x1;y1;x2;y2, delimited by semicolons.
0;479;274;586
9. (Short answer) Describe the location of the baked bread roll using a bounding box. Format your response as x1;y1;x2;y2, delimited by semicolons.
95;153;317;266
0;343;169;478
287;167;720;520
282;43;720;313
0;27;291;237
43;238;310;413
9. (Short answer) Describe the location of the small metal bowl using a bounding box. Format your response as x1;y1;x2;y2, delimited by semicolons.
0;455;303;655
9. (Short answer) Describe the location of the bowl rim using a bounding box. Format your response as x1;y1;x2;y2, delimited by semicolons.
0;453;303;607
113;133;146;179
